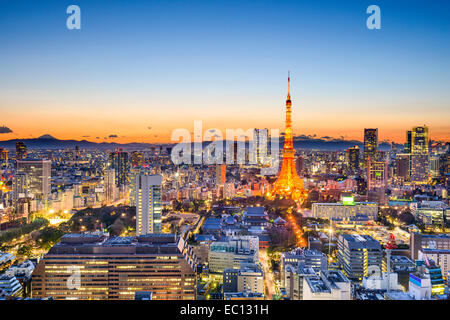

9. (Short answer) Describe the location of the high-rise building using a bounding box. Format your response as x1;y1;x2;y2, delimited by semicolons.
216;163;226;186
104;168;116;205
12;172;28;202
31;233;196;300
16;159;51;201
366;158;387;191
135;174;162;235
404;130;412;154
411;126;429;155
395;153;411;182
346;145;360;176
409;126;429;184
15;142;27;160
109;150;129;187
337;234;383;280
411;154;429;184
271;74;307;202
253;128;269;167
363;128;378;165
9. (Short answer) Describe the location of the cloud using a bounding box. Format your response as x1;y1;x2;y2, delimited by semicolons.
82;135;90;138
0;126;12;134
108;134;118;139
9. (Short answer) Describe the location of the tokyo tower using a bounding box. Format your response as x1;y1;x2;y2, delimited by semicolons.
270;73;307;202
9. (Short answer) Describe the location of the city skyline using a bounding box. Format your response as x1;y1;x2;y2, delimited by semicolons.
1;0;449;144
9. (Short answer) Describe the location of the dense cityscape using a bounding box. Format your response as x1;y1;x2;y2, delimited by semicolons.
0;75;449;301
1;1;449;310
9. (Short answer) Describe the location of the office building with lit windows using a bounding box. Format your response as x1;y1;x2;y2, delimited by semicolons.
312;200;378;222
108;150;129;187
208;236;259;274
337;234;383;281
31;233;196;300
410;126;430;184
366;158;387;191
135;174;162;235
363;128;378;165
223;262;264;295
410;233;450;260
253;128;269;167
16;159;51;201
395;153;411;182
411;126;429;154
15;141;27;160
346;145;360;175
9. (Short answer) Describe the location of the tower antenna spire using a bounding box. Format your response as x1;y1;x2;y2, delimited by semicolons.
287;71;291;99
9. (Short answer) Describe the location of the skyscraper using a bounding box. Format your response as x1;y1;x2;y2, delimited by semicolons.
12;172;28;202
104;168;116;205
253;128;269;167
395;153;411;182
363;128;378;165
16;159;51;201
410;126;430;184
109;150;129;187
366;158;387;191
271;74;307;202
404;130;412;153
411;126;429;155
15;142;27;160
346;145;360;176
136;174;162;235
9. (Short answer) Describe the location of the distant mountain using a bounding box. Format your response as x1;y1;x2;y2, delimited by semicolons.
37;134;57;140
0;137;156;150
0;135;397;151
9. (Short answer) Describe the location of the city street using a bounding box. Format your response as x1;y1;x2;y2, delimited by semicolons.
259;248;276;299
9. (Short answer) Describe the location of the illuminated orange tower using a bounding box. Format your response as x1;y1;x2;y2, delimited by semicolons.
270;73;307;202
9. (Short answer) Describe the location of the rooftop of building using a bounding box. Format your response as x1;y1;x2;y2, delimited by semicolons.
223;292;264;299
305;276;331;294
415;233;450;240
244;206;267;216
339;234;381;248
313;202;377;206
323;270;350;286
47;233;182;255
282;247;326;258
420;248;450;254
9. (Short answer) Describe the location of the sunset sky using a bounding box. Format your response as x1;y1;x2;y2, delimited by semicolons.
0;0;449;144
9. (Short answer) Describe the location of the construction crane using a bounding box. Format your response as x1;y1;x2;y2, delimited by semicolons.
385;233;397;293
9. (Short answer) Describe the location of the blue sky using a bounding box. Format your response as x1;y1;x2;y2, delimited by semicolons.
0;0;449;142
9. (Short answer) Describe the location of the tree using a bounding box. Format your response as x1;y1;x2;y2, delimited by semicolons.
17;245;32;257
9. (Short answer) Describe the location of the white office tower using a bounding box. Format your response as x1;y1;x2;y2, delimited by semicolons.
104;168;116;205
16;159;51;201
136;174;162;235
